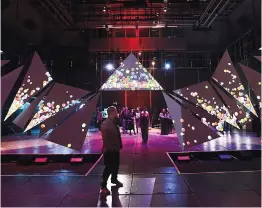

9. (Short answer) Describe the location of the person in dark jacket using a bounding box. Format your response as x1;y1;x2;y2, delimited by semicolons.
128;109;136;135
100;106;123;195
140;109;149;144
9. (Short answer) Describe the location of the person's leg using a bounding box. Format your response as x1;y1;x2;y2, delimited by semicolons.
111;151;122;186
145;128;149;143
101;165;111;188
101;152;112;188
141;128;145;144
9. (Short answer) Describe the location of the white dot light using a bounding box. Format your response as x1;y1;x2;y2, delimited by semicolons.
194;140;197;143
82;123;86;128
208;135;212;140
70;95;73;98
228;63;231;66
182;143;185;146
192;126;195;130
257;96;261;100
67;143;72;148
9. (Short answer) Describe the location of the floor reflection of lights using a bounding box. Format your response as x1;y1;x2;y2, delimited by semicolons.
1;129;261;154
97;174;155;207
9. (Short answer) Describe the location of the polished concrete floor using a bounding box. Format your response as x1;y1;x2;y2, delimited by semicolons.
1;129;261;207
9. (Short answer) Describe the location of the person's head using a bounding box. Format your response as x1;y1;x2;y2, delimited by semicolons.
107;106;118;119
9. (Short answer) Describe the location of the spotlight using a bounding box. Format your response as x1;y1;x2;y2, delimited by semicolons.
106;63;114;71
165;63;170;69
103;7;106;12
164;7;167;12
151;61;155;66
0;50;3;53
138;52;142;56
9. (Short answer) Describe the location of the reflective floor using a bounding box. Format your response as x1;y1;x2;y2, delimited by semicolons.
1;128;261;154
1;129;261;207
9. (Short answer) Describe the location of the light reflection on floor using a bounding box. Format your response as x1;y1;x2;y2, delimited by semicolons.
1;128;261;154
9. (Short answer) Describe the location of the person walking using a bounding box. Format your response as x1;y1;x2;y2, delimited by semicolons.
140;109;149;144
100;106;123;195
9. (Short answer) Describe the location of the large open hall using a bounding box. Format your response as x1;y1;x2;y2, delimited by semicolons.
1;0;261;207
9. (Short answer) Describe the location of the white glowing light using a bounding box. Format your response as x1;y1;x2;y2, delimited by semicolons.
82;123;87;128
181;128;185;132
27;79;30;82
36;87;40;91
182;143;185;146
180;132;185;136
192;126;195;130
70;95;73;98
257;96;261;100
208;135;212;140
205;86;208;89
82;129;85;132
194;140;197;143
106;63;114;71
67;143;72;148
228;63;231;66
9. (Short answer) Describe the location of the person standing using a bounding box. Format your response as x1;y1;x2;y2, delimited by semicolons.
135;107;141;134
100;106;123;195
96;108;103;131
159;108;168;135
128;109;136;135
140;109;149;144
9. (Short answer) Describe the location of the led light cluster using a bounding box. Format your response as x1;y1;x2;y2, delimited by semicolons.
163;92;220;148
239;63;261;106
212;51;257;116
212;84;251;125
25;92;82;132
175;82;239;130
101;54;163;91
44;93;100;151
5;72;52;120
170;93;222;131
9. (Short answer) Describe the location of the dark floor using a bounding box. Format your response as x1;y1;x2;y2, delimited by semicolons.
1;130;261;207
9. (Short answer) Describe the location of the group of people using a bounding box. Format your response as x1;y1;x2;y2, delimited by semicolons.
119;107;150;144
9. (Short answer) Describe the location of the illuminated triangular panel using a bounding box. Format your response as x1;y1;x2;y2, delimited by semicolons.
1;60;9;67
101;53;163;91
163;92;220;148
24;83;88;131
39;103;80;137
1;66;23;108
5;52;53;120
213;83;252;125
239;63;261;103
170;93;223;131
44;93;100;151
174;81;239;129
212;50;257;116
13;85;52;130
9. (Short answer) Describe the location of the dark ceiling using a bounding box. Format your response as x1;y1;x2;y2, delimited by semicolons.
0;0;250;47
